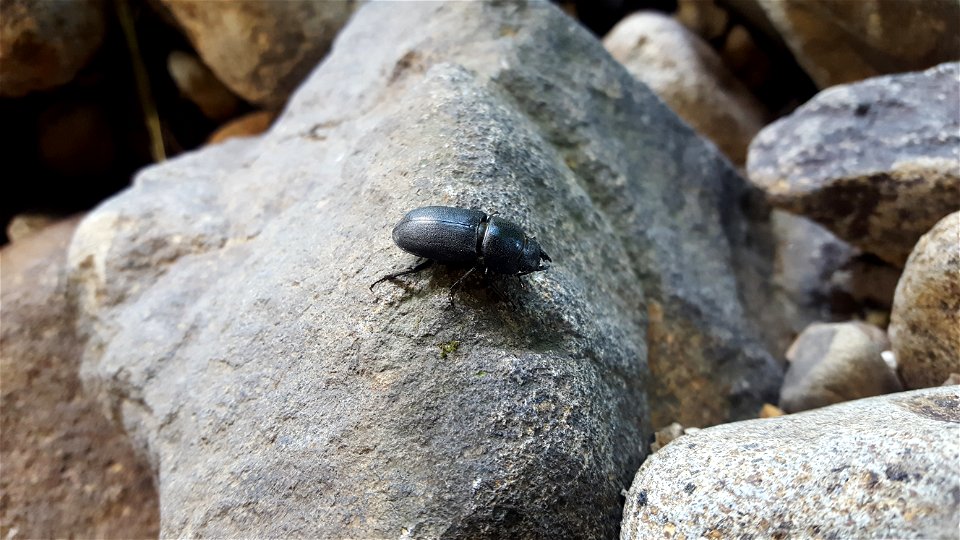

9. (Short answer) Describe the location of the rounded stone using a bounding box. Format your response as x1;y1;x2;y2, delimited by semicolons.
603;12;766;166
159;0;357;109
779;321;901;412
206;111;274;146
890;211;960;389
747;62;960;266
622;386;960;539
755;0;960;88
167;50;241;122
0;0;107;97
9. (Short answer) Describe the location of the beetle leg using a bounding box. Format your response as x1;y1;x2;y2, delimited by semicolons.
370;258;434;291
477;272;512;308
448;266;479;305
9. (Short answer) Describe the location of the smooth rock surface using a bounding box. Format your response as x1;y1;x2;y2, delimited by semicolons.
167;50;242;121
1;217;159;539
890;212;960;390
748;62;960;266
756;0;960;88
767;211;901;350
6;212;58;242
779;322;901;412
622;386;960;539
206;110;274;145
719;24;772;93
0;0;107;97
159;0;357;109
770;211;855;332
603;12;766;165
674;0;728;42
68;2;782;537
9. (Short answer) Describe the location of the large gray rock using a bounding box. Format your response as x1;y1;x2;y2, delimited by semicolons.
159;0;357;109
1;217;159;539
890;212;960;390
622;386;960;539
68;2;782;537
603;12;766;166
0;0;107;97
748;62;960;267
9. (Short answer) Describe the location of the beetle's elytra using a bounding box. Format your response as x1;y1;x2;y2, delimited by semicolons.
370;206;551;302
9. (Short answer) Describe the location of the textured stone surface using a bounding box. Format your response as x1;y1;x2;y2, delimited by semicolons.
890;212;960;390
1;217;159;539
167;50;242;121
0;0;107;97
779;322;901;412
159;0;357;109
622;386;960;539
67;3;782;537
755;0;960;89
603;12;766;165
748;62;960;266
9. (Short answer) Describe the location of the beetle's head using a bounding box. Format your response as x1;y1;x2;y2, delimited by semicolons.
519;237;551;273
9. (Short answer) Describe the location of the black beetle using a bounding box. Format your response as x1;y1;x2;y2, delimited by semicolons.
370;206;551;302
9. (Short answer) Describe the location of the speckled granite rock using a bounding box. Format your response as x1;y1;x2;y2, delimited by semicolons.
0;0;107;97
890;212;960;390
159;0;357;108
748;62;960;266
67;2;783;537
779;321;901;412
1;217;159;539
756;0;960;88
603;12;766;165
622;386;960;539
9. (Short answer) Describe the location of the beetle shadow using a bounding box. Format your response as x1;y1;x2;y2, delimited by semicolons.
370;261;525;310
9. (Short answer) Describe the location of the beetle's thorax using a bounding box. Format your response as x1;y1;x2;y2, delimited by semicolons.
480;216;530;274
